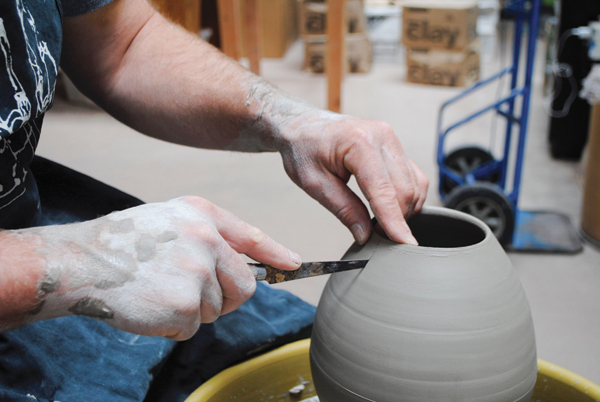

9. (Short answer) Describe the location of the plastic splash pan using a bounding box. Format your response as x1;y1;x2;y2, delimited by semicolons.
184;339;600;402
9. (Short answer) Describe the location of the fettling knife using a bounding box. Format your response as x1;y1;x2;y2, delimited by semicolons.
248;260;368;284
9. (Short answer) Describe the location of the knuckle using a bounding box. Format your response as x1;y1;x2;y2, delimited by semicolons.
199;294;223;324
399;187;417;207
371;180;397;202
349;123;398;156
178;304;201;323
202;307;221;324
162;300;202;340
236;226;270;255
179;195;214;212
247;225;267;247
351;127;375;146
360;121;396;144
230;278;257;304
176;195;199;206
172;286;202;316
178;321;201;341
421;175;430;191
241;280;257;300
374;120;394;135
196;264;214;283
194;225;222;247
334;203;357;224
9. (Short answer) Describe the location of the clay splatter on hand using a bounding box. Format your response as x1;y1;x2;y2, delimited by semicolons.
68;297;114;319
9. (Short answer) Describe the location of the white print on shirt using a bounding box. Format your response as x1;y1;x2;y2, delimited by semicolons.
0;17;31;135
0;118;39;210
0;0;53;212
0;0;57;137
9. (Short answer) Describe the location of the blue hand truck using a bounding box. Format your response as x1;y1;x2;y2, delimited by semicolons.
436;0;582;252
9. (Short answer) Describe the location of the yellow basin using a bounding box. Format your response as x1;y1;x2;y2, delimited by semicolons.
184;339;600;402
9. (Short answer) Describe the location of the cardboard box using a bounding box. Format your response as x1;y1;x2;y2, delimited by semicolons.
239;0;299;58
405;45;480;86
261;0;299;57
581;103;600;246
299;0;367;36
303;33;372;73
402;1;478;51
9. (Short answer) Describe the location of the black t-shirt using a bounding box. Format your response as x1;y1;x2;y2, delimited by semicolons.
0;0;111;229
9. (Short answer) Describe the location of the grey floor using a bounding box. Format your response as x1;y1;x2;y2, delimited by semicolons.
41;34;600;384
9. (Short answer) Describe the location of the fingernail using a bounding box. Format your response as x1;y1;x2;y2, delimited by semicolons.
289;249;302;266
351;224;367;245
406;232;419;246
402;221;419;246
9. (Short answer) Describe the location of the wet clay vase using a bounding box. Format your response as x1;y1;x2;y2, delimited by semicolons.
310;207;537;402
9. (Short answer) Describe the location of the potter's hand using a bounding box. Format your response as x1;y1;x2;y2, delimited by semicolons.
25;197;300;340
278;110;428;245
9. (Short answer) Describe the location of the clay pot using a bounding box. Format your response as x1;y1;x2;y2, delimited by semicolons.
310;207;537;402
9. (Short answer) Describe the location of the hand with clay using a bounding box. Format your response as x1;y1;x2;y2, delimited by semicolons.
1;0;429;341
272;108;429;246
58;0;429;248
0;197;301;340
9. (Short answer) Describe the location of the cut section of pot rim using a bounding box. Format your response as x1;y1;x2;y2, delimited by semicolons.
405;206;491;249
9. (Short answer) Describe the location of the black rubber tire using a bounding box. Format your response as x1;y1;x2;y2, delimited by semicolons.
442;146;501;196
444;183;515;247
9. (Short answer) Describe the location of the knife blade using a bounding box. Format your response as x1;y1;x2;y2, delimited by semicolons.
248;260;368;284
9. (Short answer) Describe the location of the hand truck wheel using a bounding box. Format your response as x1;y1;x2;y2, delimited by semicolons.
442;146;501;196
444;183;515;246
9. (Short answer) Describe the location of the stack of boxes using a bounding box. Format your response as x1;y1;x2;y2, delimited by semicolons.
299;0;372;73
402;0;480;86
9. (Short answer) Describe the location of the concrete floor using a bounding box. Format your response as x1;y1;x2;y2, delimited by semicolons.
40;34;600;384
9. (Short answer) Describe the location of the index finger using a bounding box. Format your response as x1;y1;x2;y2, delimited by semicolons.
345;150;418;245
193;200;302;271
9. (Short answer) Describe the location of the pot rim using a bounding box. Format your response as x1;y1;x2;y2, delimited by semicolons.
398;205;494;252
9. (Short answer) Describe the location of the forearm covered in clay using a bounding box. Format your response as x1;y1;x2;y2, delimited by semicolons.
0;217;174;333
0;197;301;339
61;0;317;153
